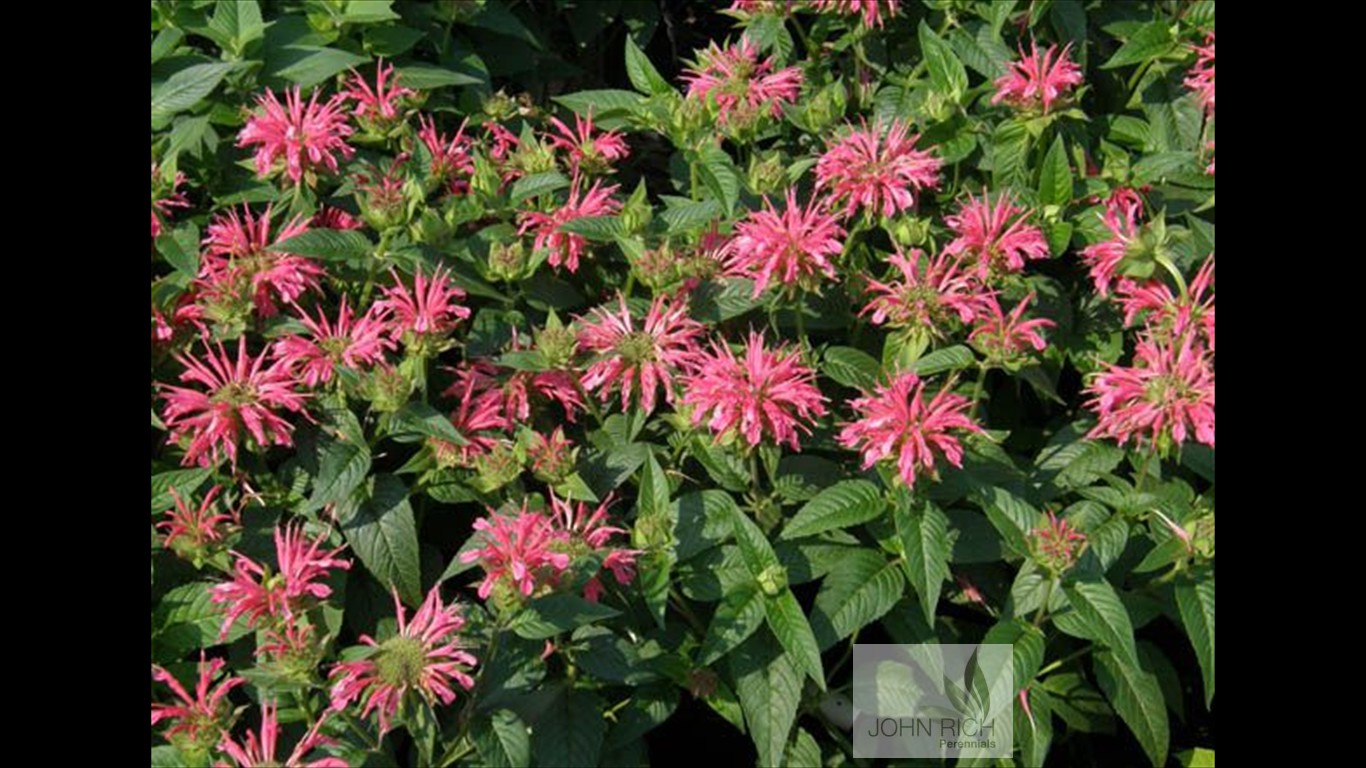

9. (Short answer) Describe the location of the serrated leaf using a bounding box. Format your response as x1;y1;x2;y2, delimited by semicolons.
919;20;968;100
695;144;741;216
471;709;530;768
398;63;482;89
729;631;803;768
271;229;374;261
152;62;234;122
781;480;883;540
765;589;825;690
552;89;644;118
660;197;722;234
729;501;781;575
208;0;264;55
983;619;1046;685
991;120;1031;187
557;215;624;241
509;171;569;203
1038;135;1072;207
532;687;605;768
897;500;953;625
268;46;369;88
1062;578;1138;667
389;401;468;446
689;436;750;492
625;34;672;95
913;345;976;376
810;550;904;650
302;429;371;515
973;485;1037;557
786;727;821;768
1102;21;1176;69
1093;650;1170;767
1175;572;1215;709
336;475;421;606
510;593;621;640
151;467;214;515
152;581;250;656
634;453;675;628
822;346;881;391
700;584;766;665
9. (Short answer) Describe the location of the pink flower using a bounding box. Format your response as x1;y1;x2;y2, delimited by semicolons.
1115;254;1215;351
545;110;630;175
517;177;621;273
210;523;351;638
418;115;475;190
529;427;576;480
1029;511;1087;575
991;41;1083;115
151;163;190;238
969;292;1055;360
237;86;354;185
943;191;1050;281
200;205;323;317
486;121;520;162
434;362;513;466
810;0;900;28
328;587;477;734
344;58;415;125
219;701;346;768
838;371;982;489
1085;333;1215;450
815;119;941;220
1184;32;1215;116
158;337;309;468
460;509;572;599
722;188;846;298
273;298;395;387
577;292;705;415
681;331;828;450
861;247;988;336
158;485;239;551
682;36;803;126
550;493;640;602
376;265;470;341
1204;141;1215;176
1079;188;1143;296
310;205;363;230
151;652;245;745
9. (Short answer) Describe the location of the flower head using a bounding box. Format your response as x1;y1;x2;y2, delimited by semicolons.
328;587;477;734
210;523;351;638
151;163;190;238
310;205;363;230
417;115;475;191
682;36;803;126
460;508;572;600
159;337;309;468
681;331;828;450
722;188;846;298
549;493;640;602
1079;188;1144;296
237;86;354;185
1085;334;1215;451
969;292;1055;362
528;427;577;482
861;247;988;336
577;292;705;415
200;205;323;317
838;371;982;488
376;265;470;342
273;298;395;387
344;58;415;127
434;362;514;467
810;0;900;28
1029;511;1087;576
815;119;941;220
517;177;621;273
151;652;245;748
1184;32;1215;116
991;41;1083;115
545;110;630;175
158;485;239;554
943;191;1050;281
1115;254;1215;350
219;701;346;768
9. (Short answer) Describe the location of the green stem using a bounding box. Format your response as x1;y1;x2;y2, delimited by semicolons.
622;271;636;299
1155;253;1189;299
1032;577;1057;628
969;363;989;421
793;292;807;342
1036;645;1093;678
1135;449;1157;492
748;450;762;497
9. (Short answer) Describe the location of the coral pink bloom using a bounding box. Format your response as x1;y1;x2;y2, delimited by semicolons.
1079;188;1143;296
486;121;520;162
991;41;1083;115
211;523;351;638
460;509;572;599
577;292;705;415
550;493;641;602
219;701;346;768
158;485;238;550
344;58;415;124
722;188;846;298
837;371;982;489
418;114;475;187
273;298;395;387
201;205;323;317
816;119;942;220
1085;334;1215;450
529;427;576;479
238;86;354;185
517;177;621;273
862;247;988;336
151;163;190;238
970;292;1055;359
1030;510;1087;574
310;205;363;230
682;36;803;125
1184;32;1215;116
151;652;245;743
943;191;1050;281
159;337;309;468
811;0;900;28
545;110;630;174
328;587;477;734
376;265;470;341
681;331;828;450
435;362;513;465
1115;255;1215;350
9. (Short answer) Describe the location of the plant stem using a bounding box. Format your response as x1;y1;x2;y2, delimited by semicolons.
969;363;989;421
1036;645;1093;677
1032;577;1057;628
1135;449;1157;492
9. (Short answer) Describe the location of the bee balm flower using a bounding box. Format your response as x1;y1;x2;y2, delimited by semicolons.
219;701;346;768
991;41;1083;115
837;371;982;489
1184;32;1215;116
815;119;941;220
576;292;705;415
151;652;245;748
237;86;354;186
722;188;846;298
273;297;395;387
517;177;622;273
460;509;572;600
861;247;987;338
943;191;1050;281
1085;334;1215;451
210;523;351;638
682;36;803;126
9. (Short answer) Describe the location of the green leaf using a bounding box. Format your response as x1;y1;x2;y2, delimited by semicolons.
913;345;976;376
152;62;234;122
991;120;1031;187
510;593;621;640
302;426;372;515
472;0;543;49
509;170;569;203
208;0;264;55
1102;21;1176;69
557;215;624;241
471;709;531;768
1175;572;1215;709
398;63;482;89
897;499;953;625
822;346;881;391
781;480;884;540
974;485;1037;557
151;467;214;515
660;197;722;234
786;727;821;768
1176;747;1217;767
919;20;968;100
634;453;676;628
695;145;741;216
729;631;803;768
983;619;1046;684
700;584;767;665
341;0;401;23
809;550;904;650
674;490;737;561
625;34;672;95
336;475;422;606
389;401;468;445
1093;650;1170;767
765;589;825;690
729;501;781;574
532;688;605;768
268;46;369;88
690;436;750;492
552;89;644;118
1038;135;1073;207
1061;578;1139;667
152;581;250;657
271;229;374;261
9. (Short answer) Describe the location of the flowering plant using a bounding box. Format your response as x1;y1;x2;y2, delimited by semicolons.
152;1;1214;766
